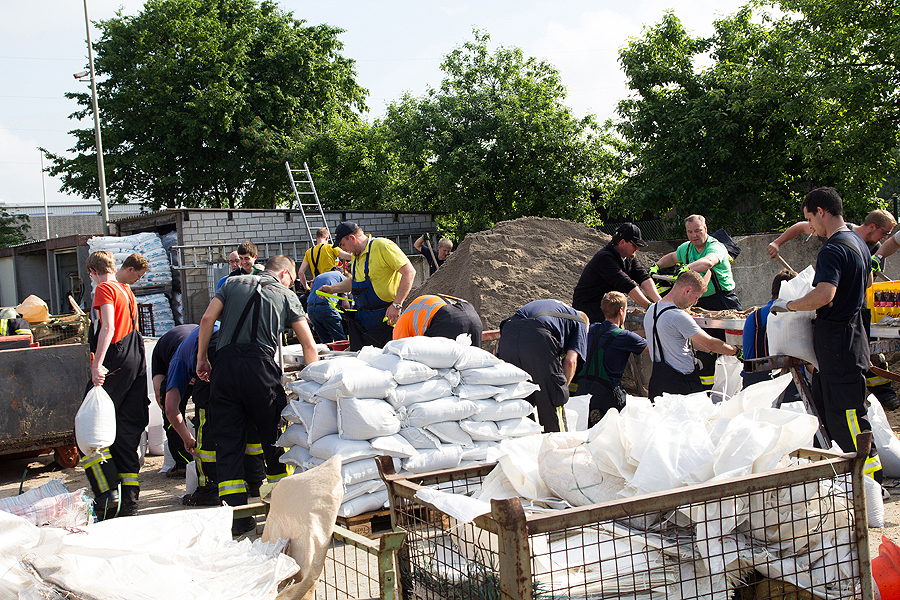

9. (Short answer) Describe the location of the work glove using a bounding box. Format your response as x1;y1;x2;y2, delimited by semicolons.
872;255;884;274
733;347;744;362
649;264;659;276
675;264;691;277
769;299;793;314
422;232;431;242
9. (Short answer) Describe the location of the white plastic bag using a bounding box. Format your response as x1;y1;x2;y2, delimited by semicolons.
711;355;743;403
767;265;818;370
74;385;117;457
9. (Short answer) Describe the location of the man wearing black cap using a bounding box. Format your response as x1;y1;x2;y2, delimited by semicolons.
319;221;416;350
572;222;661;325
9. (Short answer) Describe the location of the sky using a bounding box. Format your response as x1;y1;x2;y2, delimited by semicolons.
0;0;749;208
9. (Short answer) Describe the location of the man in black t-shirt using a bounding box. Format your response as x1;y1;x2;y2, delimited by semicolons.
573;223;661;325
771;187;882;482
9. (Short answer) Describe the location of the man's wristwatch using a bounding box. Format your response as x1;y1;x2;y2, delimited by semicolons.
392;302;403;310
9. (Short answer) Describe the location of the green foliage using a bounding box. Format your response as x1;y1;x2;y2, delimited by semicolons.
0;208;30;247
613;4;900;234
377;30;620;239
43;0;366;210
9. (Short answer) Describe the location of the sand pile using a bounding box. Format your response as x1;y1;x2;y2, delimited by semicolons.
410;217;620;330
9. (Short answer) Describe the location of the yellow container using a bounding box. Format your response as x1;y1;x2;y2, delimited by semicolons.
867;281;900;323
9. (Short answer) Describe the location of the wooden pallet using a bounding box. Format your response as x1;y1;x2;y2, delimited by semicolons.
336;508;392;538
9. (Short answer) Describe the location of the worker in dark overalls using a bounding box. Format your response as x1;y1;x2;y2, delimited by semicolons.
196;255;319;536
0;307;31;337
771;187;882;482
150;324;198;478
83;250;149;519
578;291;647;426
318;221;416;351
644;270;740;400
392;294;483;347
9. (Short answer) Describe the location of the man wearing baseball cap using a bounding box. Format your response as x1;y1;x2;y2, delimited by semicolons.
319;221;416;350
573;222;661;325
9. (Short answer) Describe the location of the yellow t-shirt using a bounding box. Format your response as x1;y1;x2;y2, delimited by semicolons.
351;237;410;303
302;243;342;278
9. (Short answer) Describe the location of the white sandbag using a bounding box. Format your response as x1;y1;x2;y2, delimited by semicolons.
309;435;378;463
398;427;442;449
494;380;541;401
461;363;531;386
711;355;743;403
279;445;314;468
385;379;453;409
496;417;543;437
276;423;310;449
567;394;590;432
75;385;117;457
538;433;626;507
766;265;818;370
300;357;367;384
454;383;504;400
401;445;464;474
866;474;885;528
281;399;315;425
340;456;401;486
437;368;461;387
461;441;499;461
426;421;474;446
343;480;385;503
285;380;321;401
338;489;389;518
317;366;397;400
454;345;502;371
470;399;534;422
307;400;338;445
370;434;417;458
384;336;464;368
496;436;554;501
401;398;479;428
361;351;438;385
459;420;504;442
337;397;401;440
867;397;900;478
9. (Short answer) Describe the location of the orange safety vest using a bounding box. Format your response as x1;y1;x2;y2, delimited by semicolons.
395;294;466;338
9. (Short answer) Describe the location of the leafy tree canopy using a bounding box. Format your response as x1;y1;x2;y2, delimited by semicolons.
44;0;366;210
0;208;30;247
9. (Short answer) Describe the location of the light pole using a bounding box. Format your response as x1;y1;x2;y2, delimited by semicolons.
81;0;109;235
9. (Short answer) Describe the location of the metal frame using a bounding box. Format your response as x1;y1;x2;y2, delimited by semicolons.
377;437;873;600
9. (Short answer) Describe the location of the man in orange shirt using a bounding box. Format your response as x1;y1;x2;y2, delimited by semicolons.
84;250;149;519
393;294;483;347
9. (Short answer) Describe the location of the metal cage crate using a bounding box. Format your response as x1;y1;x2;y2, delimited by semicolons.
30;314;88;346
377;436;873;600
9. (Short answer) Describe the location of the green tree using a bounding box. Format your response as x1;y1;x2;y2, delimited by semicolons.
43;0;366;210
613;6;898;234
0;208;30;247
378;30;620;238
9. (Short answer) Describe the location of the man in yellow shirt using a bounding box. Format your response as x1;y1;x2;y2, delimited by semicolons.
297;227;351;291
319;221;416;350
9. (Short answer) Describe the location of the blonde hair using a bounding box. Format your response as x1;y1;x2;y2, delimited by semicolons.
437;237;453;250
674;269;706;293
601;291;628;319
865;209;897;231
87;250;116;274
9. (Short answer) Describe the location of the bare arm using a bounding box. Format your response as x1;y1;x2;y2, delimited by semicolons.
164;388;195;454
878;234;900;261
767;221;813;258
319;277;352;295
196;298;223;382
413;236;424;252
152;374;165;408
291;318;319;366
690;331;737;356
785;282;836;312
640;279;662;304
91;303;116;386
655;252;678;269
386;262;416;324
297;260;311;291
337;250;352;261
688;254;719;272
562;349;580;385
628;286;653;309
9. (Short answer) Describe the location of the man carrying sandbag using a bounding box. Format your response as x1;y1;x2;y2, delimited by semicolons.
197;255;318;535
392;294;483;348
497;299;589;432
644;270;740;400
319;221;416;351
770;187;883;482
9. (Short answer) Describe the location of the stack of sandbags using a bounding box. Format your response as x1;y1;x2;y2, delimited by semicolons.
279;336;544;518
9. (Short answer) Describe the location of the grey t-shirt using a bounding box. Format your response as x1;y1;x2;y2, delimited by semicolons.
643;302;702;375
215;271;305;354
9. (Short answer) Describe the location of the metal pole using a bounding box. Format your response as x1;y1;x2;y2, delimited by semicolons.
40;153;50;239
83;0;109;235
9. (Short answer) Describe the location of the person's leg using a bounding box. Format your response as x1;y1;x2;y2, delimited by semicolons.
209;347;251;509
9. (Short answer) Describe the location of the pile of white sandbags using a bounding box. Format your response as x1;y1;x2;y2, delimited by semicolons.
279;336;544;518
87;232;179;335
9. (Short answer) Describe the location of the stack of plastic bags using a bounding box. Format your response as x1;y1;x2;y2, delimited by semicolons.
280;336;544;518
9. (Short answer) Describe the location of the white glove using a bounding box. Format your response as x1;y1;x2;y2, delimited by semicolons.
769;299;793;314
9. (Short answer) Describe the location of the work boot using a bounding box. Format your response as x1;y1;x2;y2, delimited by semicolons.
93;489;119;521
232;516;256;537
118;486;139;517
165;464;187;479
182;484;221;506
871;384;900;412
247;480;263;499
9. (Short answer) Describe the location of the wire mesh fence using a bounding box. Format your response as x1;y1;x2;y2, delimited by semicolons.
317;526;405;600
31;314;88;346
379;444;871;600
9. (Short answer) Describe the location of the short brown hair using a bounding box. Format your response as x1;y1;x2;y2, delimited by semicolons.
771;268;796;299
601;291;628;319
238;241;258;257
265;254;295;273
316;227;330;240
122;253;149;271
864;209;897;231
674;269;706;293
87;250;116;274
